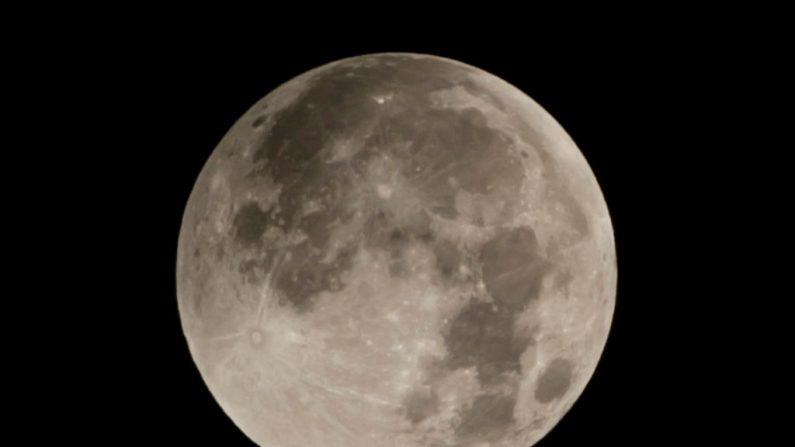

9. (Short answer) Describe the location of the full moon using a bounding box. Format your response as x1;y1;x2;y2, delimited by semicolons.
177;53;616;446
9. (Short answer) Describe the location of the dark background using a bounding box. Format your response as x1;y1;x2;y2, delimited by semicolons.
119;44;686;445
28;19;773;445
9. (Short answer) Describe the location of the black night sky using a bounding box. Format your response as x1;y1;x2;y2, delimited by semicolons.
26;16;767;445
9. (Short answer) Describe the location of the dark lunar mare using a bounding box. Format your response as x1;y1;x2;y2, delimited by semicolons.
455;391;519;440
441;225;549;441
534;358;574;403
233;55;525;313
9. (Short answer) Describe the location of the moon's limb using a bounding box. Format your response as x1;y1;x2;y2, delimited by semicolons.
177;53;616;447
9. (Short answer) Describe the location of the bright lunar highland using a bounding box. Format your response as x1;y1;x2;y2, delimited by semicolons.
177;53;616;447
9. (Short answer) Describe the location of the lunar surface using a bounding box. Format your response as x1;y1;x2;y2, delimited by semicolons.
177;53;616;447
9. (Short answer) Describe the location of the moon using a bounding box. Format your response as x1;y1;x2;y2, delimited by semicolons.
177;53;616;447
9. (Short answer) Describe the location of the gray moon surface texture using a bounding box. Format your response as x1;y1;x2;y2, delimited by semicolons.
177;53;616;447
